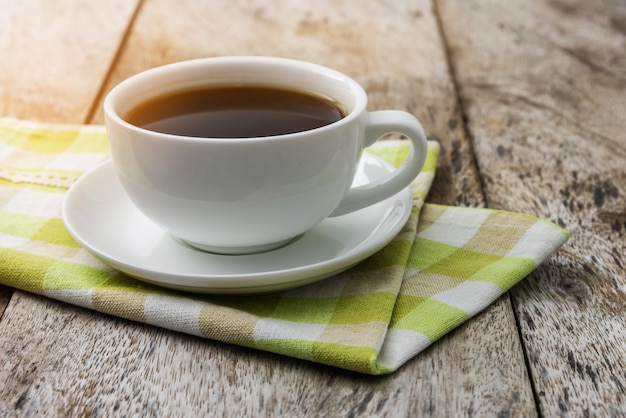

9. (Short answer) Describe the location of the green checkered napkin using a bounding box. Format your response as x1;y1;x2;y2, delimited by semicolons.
0;118;569;374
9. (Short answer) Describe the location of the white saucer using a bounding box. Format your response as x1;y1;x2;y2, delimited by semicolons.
62;153;413;294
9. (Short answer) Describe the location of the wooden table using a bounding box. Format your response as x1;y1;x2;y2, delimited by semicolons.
1;0;624;416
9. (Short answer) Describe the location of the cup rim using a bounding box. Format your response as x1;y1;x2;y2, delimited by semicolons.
104;56;368;143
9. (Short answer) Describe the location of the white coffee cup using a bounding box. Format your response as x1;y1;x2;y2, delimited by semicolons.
104;56;428;254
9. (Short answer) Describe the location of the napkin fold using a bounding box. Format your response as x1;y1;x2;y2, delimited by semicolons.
0;118;569;374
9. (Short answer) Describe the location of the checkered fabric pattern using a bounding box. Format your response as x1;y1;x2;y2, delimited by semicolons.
0;118;569;374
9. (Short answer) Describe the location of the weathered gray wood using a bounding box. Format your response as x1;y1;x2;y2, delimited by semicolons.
1;293;535;417
0;0;540;416
438;0;626;415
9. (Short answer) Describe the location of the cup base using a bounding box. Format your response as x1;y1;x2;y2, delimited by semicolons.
177;235;302;255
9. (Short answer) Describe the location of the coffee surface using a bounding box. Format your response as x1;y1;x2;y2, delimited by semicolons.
125;85;346;138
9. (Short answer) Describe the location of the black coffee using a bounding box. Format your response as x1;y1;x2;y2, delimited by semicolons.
125;85;346;138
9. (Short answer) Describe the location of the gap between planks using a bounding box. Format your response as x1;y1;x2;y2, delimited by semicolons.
431;0;544;415
84;0;147;125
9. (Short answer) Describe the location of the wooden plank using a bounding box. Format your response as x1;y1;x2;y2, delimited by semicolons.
2;293;535;417
437;0;626;415
0;0;537;415
0;0;140;122
0;0;139;340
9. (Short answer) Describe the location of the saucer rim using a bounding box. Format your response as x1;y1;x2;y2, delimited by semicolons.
62;153;413;294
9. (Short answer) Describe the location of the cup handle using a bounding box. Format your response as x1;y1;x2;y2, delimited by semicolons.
329;110;428;217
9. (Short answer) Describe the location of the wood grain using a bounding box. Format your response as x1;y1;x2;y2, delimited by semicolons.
0;0;140;334
0;0;541;416
0;0;140;122
1;294;535;417
438;0;626;415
